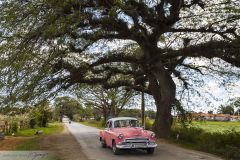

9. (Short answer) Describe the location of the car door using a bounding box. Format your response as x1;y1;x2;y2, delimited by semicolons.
105;120;113;147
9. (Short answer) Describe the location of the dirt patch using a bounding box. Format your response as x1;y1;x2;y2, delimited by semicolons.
0;137;32;150
39;125;88;160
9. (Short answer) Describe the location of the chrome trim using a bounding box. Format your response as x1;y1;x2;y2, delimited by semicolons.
116;138;157;149
125;138;149;143
116;142;157;149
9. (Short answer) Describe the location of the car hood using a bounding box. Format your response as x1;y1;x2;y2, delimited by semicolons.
113;127;149;138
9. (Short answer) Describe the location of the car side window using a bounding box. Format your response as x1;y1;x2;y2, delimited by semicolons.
105;121;109;128
108;121;112;128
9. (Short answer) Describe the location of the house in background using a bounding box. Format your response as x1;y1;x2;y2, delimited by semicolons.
191;112;240;121
214;114;230;121
230;115;240;121
191;112;215;121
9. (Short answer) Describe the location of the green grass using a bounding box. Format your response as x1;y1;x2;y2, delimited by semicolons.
16;123;63;137
80;120;104;129
15;123;63;151
16;137;40;150
80;119;240;133
190;121;240;132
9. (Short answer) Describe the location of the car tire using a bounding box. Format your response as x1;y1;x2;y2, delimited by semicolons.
100;138;106;148
112;141;120;155
147;148;155;154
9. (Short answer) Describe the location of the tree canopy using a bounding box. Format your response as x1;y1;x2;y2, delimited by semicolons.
54;96;82;121
0;0;240;137
75;85;135;121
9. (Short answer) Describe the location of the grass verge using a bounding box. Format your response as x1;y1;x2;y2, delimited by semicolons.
15;122;63;150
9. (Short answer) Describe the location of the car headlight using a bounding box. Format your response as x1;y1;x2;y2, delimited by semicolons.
118;133;124;139
150;133;156;138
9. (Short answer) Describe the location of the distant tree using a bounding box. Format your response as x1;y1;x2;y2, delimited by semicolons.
218;105;234;115
54;96;82;121
28;101;52;128
235;109;240;116
75;86;134;121
79;105;93;120
146;110;156;119
227;97;240;115
208;110;213;114
119;108;141;118
36;101;52;127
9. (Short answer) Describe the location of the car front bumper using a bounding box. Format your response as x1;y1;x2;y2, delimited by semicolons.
116;141;157;149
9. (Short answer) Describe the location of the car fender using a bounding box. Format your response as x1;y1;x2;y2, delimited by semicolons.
99;130;106;141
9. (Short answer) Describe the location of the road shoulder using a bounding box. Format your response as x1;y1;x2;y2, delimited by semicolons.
39;124;88;160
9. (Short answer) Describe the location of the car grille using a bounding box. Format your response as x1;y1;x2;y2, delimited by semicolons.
125;138;149;143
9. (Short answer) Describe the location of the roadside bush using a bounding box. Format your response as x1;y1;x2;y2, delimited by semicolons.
11;121;18;133
171;127;240;160
29;119;36;128
145;118;153;130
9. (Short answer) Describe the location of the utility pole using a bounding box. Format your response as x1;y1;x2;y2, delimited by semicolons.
141;92;145;128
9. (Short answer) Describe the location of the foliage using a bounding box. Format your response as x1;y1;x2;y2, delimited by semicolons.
227;97;240;115
118;108;156;119
119;108;141;118
16;123;63;137
75;85;135;121
172;100;192;127
145;118;154;130
54;96;82;121
171;127;240;159
29;119;36;129
79;105;93;120
218;105;235;115
28;101;52;128
11;121;18;133
80;120;105;129
0;105;30;116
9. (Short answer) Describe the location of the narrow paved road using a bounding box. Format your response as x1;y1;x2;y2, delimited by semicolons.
65;122;222;160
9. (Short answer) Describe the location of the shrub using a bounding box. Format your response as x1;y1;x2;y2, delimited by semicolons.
145;118;153;130
171;127;240;160
29;119;36;128
11;121;18;133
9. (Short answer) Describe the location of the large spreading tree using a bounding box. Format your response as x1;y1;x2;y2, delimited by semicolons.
0;0;240;137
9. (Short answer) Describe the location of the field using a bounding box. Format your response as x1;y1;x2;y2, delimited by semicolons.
0;123;63;151
16;122;63;137
80;119;240;133
189;121;240;132
16;123;63;150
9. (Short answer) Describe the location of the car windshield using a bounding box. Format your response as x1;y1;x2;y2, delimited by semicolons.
114;119;139;128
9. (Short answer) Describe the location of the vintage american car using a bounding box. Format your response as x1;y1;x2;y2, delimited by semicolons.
99;117;157;155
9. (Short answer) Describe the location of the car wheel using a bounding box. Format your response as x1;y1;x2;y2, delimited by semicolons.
100;138;106;148
112;141;120;155
147;148;155;154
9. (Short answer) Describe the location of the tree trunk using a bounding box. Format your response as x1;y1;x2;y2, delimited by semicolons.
148;62;176;138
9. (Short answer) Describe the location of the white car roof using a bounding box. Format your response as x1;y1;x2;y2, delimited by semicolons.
108;117;137;122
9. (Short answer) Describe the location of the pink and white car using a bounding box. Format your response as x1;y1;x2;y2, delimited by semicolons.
99;117;157;155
